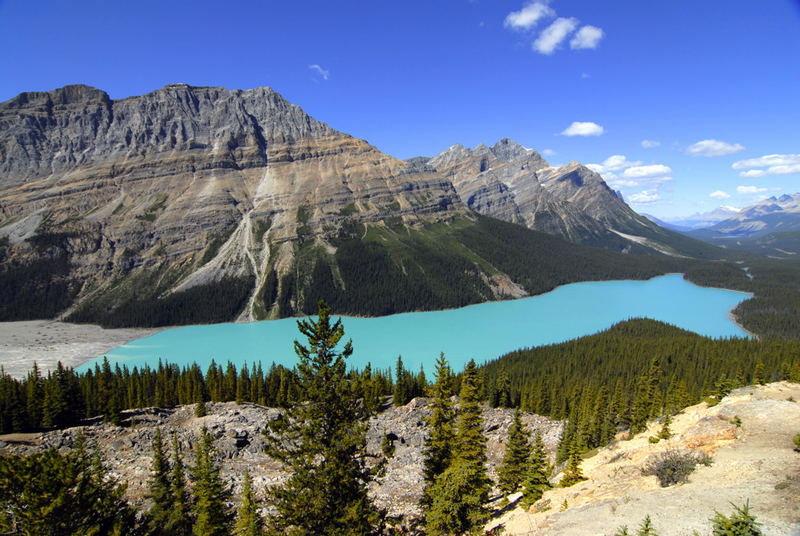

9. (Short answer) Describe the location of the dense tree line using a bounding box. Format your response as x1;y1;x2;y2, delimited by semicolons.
3;317;798;438
0;233;81;321
0;356;391;434
67;275;255;328
260;215;689;319
479;318;800;461
684;257;800;339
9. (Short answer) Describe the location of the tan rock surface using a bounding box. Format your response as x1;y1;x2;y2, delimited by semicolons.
0;84;466;321
489;382;800;535
0;398;563;519
427;139;683;254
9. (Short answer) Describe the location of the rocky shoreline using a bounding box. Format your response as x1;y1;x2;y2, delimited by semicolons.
0;320;160;378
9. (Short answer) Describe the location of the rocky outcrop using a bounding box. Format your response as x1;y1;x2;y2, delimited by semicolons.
0;84;466;321
0;398;564;519
427;139;682;252
490;382;800;535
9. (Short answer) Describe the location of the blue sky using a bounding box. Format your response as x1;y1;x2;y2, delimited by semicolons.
1;0;798;218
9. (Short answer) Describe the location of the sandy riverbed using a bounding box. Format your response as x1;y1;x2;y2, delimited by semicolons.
0;320;161;378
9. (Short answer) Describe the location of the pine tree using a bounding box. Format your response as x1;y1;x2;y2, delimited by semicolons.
147;428;173;535
752;362;766;385
425;359;490;536
0;437;141;535
192;427;233;536
630;358;662;435
521;432;551;508
636;515;659;535
168;433;194;536
711;502;763;535
234;469;263;536
25;362;43;430
195;393;207;418
422;353;456;499
559;443;587;487
264;301;382;536
657;414;672;441
423;461;488;536
497;409;531;495
494;368;512;408
393;355;411;406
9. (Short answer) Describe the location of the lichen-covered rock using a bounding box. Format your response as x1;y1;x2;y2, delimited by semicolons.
0;398;563;519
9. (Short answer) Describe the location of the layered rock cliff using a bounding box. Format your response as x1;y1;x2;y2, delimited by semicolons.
0;84;470;322
426;139;689;253
0;84;699;326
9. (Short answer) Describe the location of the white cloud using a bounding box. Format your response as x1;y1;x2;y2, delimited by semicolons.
622;164;672;180
570;25;604;49
686;139;745;157
732;153;800;169
542;148;556;156
561;121;604;136
601;154;641;171
608;178;641;188
504;1;554;30
739;169;767;178
629;190;661;204
534;17;578;55
709;190;731;199
737;185;768;194
641;140;660;149
732;153;800;177
587;155;671;190
308;64;330;81
585;163;605;173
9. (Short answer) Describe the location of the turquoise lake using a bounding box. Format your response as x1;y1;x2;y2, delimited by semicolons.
78;274;751;374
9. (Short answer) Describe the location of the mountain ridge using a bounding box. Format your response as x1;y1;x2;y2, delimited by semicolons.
0;84;719;327
424;138;720;257
686;194;800;256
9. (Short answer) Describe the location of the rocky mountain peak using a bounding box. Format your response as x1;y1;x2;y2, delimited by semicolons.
0;83;338;188
0;83;469;322
489;138;542;165
2;84;110;109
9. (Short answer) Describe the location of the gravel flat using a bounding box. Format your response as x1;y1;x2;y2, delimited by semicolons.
0;320;161;378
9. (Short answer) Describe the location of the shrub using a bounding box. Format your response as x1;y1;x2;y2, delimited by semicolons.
642;449;712;487
793;432;800;452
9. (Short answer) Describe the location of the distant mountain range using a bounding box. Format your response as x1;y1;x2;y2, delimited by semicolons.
682;194;800;257
0;84;721;326
644;206;742;232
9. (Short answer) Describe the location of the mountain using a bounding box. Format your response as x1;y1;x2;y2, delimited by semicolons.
641;213;692;233
693;194;800;237
425;139;719;257
0;84;686;327
687;194;800;256
653;206;742;231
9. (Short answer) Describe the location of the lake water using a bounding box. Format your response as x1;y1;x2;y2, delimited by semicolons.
78;274;751;374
